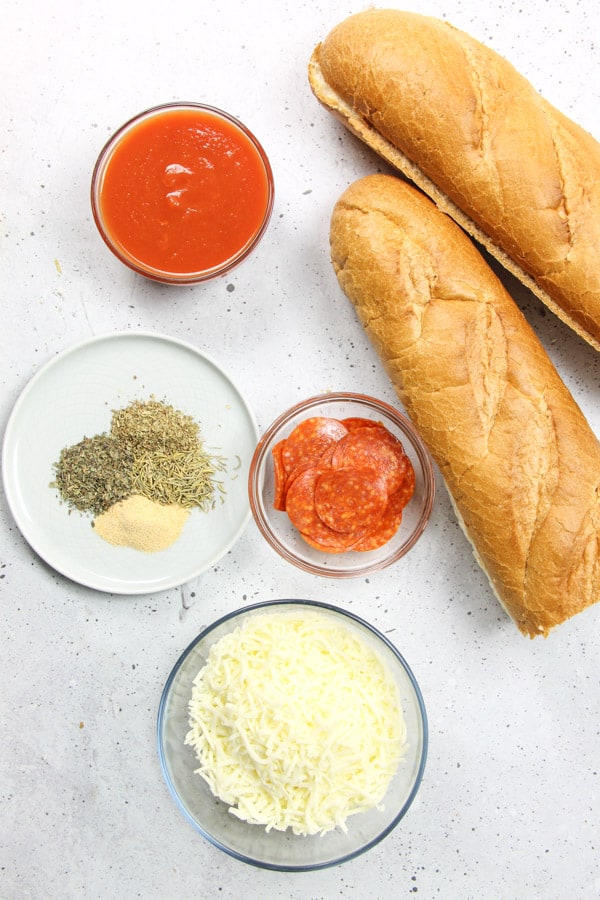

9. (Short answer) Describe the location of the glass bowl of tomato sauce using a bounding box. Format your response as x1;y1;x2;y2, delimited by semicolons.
91;102;274;284
248;393;436;577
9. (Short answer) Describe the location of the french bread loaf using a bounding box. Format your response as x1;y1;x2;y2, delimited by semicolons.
330;173;600;637
309;9;600;352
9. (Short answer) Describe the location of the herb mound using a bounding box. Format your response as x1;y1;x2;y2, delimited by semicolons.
52;398;225;516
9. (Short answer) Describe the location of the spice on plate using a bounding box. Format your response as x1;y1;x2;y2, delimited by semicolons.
53;434;135;516
131;448;226;510
51;397;226;552
111;398;200;454
92;494;190;553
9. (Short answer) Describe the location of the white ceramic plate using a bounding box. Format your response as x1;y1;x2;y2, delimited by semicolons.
2;332;259;594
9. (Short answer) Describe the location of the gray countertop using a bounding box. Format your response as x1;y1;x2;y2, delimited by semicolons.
1;1;599;898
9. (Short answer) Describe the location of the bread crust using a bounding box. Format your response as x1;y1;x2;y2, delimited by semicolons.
330;173;600;637
309;9;600;351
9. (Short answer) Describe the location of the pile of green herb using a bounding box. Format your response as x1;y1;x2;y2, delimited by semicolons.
52;398;226;516
53;434;135;516
111;399;200;454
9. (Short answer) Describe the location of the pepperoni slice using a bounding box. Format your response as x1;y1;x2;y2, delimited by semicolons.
393;461;416;510
314;467;388;534
351;465;415;551
299;526;364;553
271;439;287;511
340;416;382;431
351;488;405;551
273;437;337;512
284;466;328;534
285;467;366;552
331;426;411;495
281;417;348;478
317;443;336;468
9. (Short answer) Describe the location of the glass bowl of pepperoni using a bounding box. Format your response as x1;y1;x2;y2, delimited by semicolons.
248;393;435;576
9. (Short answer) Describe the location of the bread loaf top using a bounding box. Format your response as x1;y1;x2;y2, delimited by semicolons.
329;173;600;637
309;9;600;351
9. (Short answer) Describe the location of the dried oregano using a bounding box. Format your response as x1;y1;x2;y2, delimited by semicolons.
111;399;200;454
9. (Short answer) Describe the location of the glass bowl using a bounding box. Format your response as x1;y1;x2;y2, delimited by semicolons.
248;393;435;577
91;102;274;284
157;599;428;871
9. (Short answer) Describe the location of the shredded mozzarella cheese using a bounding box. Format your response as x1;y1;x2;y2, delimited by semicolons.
185;610;406;836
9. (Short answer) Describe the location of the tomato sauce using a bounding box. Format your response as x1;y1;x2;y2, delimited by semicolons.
93;105;273;280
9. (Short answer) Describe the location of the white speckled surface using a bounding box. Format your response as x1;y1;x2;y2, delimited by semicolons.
1;1;599;898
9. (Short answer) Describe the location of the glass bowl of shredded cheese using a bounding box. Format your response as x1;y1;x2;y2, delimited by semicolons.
248;393;436;578
157;599;427;870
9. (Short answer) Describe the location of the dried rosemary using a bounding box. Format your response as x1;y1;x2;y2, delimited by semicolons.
131;448;226;510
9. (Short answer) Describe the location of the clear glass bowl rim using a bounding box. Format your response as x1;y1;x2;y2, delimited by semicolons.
156;597;429;871
248;392;436;577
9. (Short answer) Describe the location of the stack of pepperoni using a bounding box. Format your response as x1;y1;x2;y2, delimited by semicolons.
272;416;415;553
